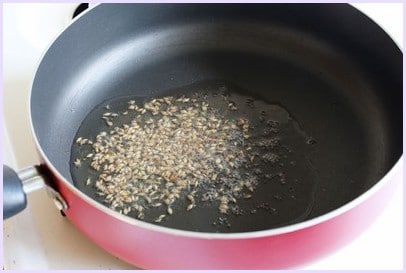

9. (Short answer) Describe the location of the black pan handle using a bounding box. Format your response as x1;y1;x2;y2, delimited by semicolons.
3;165;49;220
3;165;27;219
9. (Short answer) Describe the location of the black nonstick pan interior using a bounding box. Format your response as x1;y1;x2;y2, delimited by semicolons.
30;4;402;233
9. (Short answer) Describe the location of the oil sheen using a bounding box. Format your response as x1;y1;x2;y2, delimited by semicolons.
71;80;318;232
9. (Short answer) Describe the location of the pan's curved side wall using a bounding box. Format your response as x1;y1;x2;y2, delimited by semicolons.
46;159;402;269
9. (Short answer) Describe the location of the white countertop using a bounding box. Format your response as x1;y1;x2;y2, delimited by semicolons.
2;3;403;270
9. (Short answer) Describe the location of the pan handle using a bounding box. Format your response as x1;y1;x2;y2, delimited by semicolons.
3;165;45;219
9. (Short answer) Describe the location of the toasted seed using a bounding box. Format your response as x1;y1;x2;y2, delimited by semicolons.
228;102;238;111
219;204;229;214
243;194;252;199
155;214;166;223
187;194;194;202
80;139;88;145
73;158;81;167
187;203;195;211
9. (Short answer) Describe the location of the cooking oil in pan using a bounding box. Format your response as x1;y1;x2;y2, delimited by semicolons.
70;80;318;232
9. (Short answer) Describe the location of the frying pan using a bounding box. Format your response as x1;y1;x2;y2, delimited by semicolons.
3;3;402;269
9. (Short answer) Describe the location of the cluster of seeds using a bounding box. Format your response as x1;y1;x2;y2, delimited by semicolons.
74;95;259;222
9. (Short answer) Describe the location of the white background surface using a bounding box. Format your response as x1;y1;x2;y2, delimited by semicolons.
2;3;404;270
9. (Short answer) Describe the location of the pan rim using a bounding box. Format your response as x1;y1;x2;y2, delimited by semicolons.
28;2;403;239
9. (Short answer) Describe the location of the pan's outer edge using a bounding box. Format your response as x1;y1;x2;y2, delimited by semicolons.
27;3;403;240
